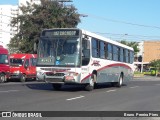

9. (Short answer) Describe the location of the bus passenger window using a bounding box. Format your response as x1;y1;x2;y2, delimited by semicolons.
130;51;134;64
120;48;124;62
123;49;126;62
117;47;120;61
100;41;106;59
107;44;113;60
125;49;129;63
92;38;99;58
113;45;118;61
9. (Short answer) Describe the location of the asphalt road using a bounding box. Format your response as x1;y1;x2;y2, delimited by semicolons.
0;76;160;120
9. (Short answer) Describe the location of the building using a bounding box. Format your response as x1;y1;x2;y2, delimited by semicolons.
143;41;160;62
0;0;42;48
0;5;18;48
134;41;160;72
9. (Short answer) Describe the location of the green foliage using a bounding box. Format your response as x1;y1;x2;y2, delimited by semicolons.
8;0;81;53
120;40;139;55
150;59;160;71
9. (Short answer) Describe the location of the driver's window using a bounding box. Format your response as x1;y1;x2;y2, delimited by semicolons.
82;39;90;66
24;59;29;67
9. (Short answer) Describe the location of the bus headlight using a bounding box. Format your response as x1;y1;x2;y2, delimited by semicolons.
14;71;20;74
36;70;45;81
37;71;44;76
65;72;79;81
68;72;78;76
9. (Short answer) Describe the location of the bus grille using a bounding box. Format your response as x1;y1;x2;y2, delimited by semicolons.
45;72;65;76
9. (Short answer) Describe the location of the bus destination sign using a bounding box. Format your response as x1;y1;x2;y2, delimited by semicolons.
42;30;80;37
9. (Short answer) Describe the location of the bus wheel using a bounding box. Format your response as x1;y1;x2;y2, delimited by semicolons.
20;74;26;82
85;74;96;91
52;84;62;90
116;74;123;87
0;73;6;83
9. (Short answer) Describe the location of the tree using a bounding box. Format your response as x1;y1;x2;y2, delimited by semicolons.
8;0;81;53
149;59;160;76
119;40;139;55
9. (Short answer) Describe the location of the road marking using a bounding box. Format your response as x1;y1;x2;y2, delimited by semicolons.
130;86;139;89
106;89;117;93
66;95;85;101
0;90;19;93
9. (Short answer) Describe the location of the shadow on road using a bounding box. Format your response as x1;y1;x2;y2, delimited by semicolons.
25;82;126;92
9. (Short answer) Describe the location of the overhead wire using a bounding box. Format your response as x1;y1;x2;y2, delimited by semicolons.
93;32;160;42
86;14;160;29
82;14;160;41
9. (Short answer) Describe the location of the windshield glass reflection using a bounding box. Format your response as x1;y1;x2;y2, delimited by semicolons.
37;37;80;66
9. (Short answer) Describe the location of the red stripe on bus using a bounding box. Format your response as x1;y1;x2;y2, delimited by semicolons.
81;63;132;83
98;63;132;72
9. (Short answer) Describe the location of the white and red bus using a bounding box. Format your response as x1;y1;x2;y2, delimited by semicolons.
35;28;134;91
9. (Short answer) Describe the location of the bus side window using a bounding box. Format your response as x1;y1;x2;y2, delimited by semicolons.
120;48;124;62
100;41;106;59
130;51;134;64
117;47;120;61
123;49;126;62
107;43;113;60
128;50;130;63
125;49;129;63
92;38;99;58
82;40;90;66
113;45;118;61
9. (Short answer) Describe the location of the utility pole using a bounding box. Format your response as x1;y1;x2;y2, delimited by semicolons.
141;41;144;73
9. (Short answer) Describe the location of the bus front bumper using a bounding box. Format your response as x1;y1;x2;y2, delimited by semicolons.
44;76;76;84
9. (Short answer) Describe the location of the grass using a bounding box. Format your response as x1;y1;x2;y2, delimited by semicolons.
134;71;144;77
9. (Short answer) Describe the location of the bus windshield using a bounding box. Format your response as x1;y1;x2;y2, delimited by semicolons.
10;58;24;66
37;37;81;66
0;54;8;64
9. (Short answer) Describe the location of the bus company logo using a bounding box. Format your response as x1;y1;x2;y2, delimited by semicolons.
91;60;101;66
1;112;11;117
1;112;42;118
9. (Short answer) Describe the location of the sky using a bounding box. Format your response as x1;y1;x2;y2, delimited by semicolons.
1;0;160;42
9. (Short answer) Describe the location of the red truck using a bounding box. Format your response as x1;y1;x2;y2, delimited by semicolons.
9;54;37;82
0;45;10;83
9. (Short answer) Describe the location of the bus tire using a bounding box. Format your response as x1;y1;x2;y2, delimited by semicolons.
85;74;96;91
52;84;62;90
20;74;26;82
0;73;6;83
115;74;123;87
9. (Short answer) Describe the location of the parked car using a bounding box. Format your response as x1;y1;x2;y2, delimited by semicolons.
143;67;158;76
0;45;10;83
9;54;37;82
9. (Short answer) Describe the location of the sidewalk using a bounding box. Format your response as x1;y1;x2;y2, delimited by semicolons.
134;75;160;80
